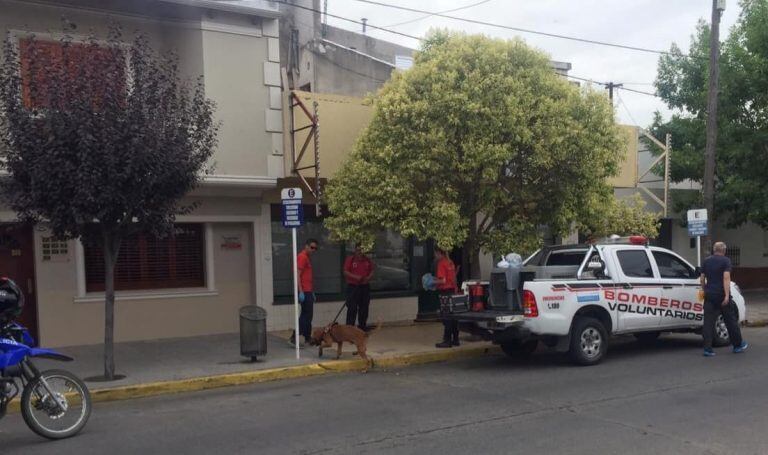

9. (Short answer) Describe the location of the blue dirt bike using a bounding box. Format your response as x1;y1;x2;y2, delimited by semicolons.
0;278;91;439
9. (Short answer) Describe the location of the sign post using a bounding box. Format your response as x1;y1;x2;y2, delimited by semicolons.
281;188;304;359
687;209;708;267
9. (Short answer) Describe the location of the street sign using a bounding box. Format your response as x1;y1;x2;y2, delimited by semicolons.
281;204;304;228
281;187;304;229
687;209;708;222
281;187;303;201
687;209;708;237
687;221;708;237
280;187;304;360
686;209;708;267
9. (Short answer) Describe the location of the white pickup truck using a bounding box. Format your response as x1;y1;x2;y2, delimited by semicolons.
450;237;746;365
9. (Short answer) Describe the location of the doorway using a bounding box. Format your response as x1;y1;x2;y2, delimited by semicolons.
0;224;38;339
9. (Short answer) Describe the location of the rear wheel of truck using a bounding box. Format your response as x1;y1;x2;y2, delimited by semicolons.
500;340;538;358
569;317;608;366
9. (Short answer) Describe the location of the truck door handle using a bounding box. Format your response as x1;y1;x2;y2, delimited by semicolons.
663;285;673;289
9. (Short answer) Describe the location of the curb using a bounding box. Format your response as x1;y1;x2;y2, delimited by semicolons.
6;345;501;412
745;319;768;327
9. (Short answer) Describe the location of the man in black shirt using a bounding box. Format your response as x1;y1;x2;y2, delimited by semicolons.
700;241;748;356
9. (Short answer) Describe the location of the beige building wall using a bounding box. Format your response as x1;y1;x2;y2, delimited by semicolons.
0;1;286;346
200;13;283;179
0;0;281;182
284;90;374;180
32;195;266;347
607;125;639;189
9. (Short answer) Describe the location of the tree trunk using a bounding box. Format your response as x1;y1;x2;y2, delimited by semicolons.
102;230;121;380
464;213;482;279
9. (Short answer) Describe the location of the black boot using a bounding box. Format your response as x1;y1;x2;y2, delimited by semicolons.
435;340;453;348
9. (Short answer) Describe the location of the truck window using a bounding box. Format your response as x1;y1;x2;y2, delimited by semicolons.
616;250;654;278
545;250;587;266
652;251;695;279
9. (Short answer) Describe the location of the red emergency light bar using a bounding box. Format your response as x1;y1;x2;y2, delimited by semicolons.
599;235;649;246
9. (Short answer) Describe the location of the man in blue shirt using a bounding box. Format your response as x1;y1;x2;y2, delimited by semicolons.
700;241;748;356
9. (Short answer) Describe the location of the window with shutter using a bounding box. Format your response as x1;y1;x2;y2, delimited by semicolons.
84;224;205;292
19;38;125;109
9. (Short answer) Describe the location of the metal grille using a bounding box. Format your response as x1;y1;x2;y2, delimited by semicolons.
488;272;507;310
726;246;740;266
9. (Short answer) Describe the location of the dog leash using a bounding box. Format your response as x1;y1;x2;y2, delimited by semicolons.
330;283;360;325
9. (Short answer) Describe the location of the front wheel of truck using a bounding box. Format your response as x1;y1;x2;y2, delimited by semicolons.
569;317;608;366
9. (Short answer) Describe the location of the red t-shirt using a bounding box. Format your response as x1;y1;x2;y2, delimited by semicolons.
297;250;313;292
344;255;374;285
436;257;457;292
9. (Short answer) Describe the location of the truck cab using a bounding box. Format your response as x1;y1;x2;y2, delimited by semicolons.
450;237;746;365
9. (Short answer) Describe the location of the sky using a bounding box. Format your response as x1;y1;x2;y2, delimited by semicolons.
323;0;741;127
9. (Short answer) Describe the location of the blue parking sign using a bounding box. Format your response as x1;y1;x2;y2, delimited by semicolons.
281;187;304;228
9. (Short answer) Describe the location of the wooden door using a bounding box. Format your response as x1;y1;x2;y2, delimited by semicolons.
0;224;38;339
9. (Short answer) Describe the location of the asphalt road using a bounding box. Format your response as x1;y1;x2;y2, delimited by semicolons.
3;328;768;455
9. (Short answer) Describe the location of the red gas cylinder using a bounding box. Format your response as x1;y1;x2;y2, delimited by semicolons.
469;283;485;312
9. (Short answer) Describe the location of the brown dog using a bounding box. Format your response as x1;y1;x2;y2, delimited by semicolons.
309;323;378;365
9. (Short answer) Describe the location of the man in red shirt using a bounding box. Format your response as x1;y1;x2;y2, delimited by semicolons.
434;247;460;348
343;243;375;330
291;238;318;347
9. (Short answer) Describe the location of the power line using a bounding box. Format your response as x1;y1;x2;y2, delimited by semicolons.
619;86;660;98
616;91;641;126
350;0;675;56
564;75;661;98
383;0;493;28
564;74;606;85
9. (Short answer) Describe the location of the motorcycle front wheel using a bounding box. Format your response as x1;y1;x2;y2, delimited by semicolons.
20;369;92;439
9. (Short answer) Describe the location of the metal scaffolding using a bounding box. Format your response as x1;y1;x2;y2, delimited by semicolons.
637;129;671;218
288;91;322;216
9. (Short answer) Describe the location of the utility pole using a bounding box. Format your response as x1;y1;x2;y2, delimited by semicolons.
322;0;328;37
703;0;725;254
606;82;622;103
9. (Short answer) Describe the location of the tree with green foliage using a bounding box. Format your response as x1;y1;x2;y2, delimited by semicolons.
580;195;660;239
324;31;625;277
653;0;768;227
0;26;217;380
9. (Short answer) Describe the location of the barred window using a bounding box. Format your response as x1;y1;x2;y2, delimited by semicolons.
84;224;205;292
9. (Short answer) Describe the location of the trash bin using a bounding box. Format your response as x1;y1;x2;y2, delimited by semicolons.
239;305;267;361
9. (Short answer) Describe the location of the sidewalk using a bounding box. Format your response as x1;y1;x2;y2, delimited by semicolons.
30;322;498;400
744;289;768;326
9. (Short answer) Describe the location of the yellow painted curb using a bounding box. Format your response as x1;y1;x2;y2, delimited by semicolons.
5;363;328;413
318;359;369;372
375;346;501;369
4;344;501;412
